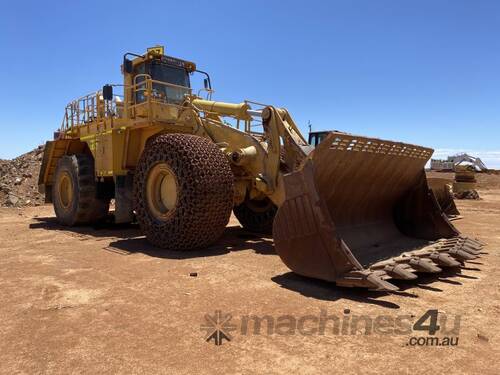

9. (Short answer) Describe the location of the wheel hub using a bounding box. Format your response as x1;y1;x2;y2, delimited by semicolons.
146;163;178;220
58;171;73;209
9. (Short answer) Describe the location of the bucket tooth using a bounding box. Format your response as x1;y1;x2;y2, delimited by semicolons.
465;241;482;250
460;239;484;250
409;258;442;273
429;253;461;267
384;264;417;280
462;237;485;247
366;273;399;292
336;270;399;292
461;245;481;256
449;249;477;261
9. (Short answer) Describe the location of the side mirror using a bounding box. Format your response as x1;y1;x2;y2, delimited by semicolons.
123;57;133;74
102;84;113;101
203;78;209;89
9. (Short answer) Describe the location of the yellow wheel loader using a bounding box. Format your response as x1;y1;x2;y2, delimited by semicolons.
38;46;483;291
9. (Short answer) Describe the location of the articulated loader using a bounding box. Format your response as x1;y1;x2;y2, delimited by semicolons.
39;46;483;291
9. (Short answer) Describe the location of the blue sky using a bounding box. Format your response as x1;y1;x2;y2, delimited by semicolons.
1;0;499;166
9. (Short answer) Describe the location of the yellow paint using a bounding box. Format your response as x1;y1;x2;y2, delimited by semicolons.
147;45;164;56
40;46;311;207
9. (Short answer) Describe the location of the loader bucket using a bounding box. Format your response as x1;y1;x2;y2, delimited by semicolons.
273;132;483;291
427;177;460;218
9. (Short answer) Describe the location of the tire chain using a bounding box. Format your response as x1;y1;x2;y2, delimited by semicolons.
134;134;234;250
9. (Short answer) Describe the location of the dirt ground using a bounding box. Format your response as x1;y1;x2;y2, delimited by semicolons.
1;179;499;374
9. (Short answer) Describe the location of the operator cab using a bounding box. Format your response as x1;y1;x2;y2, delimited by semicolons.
123;46;207;107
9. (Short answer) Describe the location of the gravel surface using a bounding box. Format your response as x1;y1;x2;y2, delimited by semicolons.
0;178;499;374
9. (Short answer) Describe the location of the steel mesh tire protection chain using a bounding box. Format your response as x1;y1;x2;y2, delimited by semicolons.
134;134;234;250
234;197;277;234
53;154;110;225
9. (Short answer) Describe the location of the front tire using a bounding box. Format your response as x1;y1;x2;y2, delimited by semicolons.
52;154;109;226
134;134;234;250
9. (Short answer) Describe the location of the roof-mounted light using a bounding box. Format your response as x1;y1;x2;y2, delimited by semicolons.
147;45;165;58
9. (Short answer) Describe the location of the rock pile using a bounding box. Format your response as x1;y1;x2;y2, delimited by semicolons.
0;145;45;207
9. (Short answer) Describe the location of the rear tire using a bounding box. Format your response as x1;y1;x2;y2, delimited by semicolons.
52;154;109;226
234;196;277;234
134;134;234;250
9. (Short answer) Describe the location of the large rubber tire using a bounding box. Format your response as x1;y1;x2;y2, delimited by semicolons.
233;196;277;234
52;154;109;226
134;134;234;250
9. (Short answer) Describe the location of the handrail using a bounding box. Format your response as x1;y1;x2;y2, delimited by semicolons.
59;77;264;138
131;75;193;93
127;76;192;119
60;87;125;134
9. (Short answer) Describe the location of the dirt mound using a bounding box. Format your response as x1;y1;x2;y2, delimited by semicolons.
0;145;45;207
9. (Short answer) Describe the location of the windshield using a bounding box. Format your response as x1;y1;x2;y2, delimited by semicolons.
135;61;191;105
150;62;190;87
